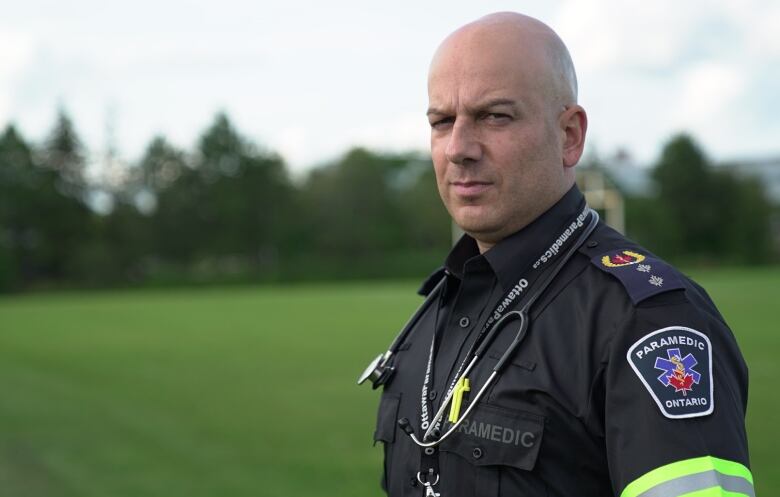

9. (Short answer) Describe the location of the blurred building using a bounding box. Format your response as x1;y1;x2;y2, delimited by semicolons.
576;167;625;233
449;149;780;248
726;157;780;204
595;151;780;250
596;150;780;205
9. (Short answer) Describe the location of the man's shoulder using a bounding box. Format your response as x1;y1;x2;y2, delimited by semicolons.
417;266;448;296
576;223;692;306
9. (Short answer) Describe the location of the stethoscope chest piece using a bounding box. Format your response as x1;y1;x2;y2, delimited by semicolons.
358;353;395;389
357;276;448;390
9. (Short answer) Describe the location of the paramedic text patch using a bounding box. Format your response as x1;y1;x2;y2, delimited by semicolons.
626;326;713;419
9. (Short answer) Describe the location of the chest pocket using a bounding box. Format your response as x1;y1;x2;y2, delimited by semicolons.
438;402;545;496
374;393;400;444
373;393;400;493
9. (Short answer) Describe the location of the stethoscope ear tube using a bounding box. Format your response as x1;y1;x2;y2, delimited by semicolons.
420;311;526;442
492;312;529;373
404;209;601;448
492;209;599;374
415;370;500;447
473;311;523;358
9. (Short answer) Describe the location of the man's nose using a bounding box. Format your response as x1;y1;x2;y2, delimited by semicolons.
445;120;482;165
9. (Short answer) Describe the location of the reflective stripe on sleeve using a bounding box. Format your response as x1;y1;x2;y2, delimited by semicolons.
620;456;754;497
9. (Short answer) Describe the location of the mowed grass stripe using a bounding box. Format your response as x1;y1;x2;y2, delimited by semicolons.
0;270;777;497
686;267;779;497
0;283;418;497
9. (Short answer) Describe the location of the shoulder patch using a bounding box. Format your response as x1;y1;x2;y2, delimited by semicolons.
626;326;714;419
591;249;685;304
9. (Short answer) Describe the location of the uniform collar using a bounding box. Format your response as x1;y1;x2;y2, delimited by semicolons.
444;185;587;291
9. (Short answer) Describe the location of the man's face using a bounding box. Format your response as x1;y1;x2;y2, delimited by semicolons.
427;31;567;248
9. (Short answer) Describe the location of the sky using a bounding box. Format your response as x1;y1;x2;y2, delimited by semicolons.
1;0;779;174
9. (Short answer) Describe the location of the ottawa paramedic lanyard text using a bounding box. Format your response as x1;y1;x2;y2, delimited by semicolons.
419;206;593;441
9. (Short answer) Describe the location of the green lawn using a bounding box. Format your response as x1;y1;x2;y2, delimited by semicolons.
0;268;776;496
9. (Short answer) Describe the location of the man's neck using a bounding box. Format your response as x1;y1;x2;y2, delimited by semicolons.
476;239;495;254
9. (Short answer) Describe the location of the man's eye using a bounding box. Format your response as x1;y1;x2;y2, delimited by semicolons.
483;113;511;124
430;117;455;129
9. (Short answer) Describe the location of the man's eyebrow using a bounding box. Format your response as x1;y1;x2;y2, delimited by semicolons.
477;98;520;110
426;98;520;116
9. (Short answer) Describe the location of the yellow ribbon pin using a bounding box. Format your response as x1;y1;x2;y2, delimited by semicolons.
448;377;471;423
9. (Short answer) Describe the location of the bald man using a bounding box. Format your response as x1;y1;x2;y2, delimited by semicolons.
363;12;752;497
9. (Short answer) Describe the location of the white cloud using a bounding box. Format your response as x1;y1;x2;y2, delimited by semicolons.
0;30;37;125
749;3;780;57
675;61;746;123
1;0;778;171
271;126;309;174
266;113;429;174
343;113;430;154
556;0;697;73
552;0;780;163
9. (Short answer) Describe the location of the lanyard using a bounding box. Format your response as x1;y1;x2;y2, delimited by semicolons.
419;206;592;434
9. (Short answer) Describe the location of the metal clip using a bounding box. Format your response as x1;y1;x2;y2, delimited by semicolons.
417;471;441;497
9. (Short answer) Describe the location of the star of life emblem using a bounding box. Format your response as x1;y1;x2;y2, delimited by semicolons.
627;326;713;419
654;348;701;396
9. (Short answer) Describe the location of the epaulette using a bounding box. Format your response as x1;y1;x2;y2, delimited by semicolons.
590;249;685;305
417;267;447;296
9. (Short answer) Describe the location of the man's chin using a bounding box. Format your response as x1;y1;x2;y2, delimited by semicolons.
453;215;501;241
452;204;489;225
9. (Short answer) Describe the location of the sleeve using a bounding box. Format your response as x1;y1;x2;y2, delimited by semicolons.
604;290;753;497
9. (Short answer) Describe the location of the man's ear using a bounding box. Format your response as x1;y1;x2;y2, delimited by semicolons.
560;105;587;168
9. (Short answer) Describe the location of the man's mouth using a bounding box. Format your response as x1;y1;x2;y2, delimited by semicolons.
451;181;492;197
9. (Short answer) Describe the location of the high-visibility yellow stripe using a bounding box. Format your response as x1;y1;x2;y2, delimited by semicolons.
620;457;753;497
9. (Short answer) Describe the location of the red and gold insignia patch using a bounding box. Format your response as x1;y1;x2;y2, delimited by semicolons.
601;250;646;268
591;249;685;304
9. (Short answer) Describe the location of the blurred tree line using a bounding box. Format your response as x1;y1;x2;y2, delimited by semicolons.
620;135;776;265
0;110;450;291
0;111;776;292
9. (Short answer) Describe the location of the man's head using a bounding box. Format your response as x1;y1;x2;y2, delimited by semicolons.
427;12;587;253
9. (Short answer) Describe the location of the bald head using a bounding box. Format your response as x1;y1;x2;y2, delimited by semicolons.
426;12;588;251
430;12;578;111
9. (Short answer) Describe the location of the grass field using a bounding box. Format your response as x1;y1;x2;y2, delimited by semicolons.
0;267;777;496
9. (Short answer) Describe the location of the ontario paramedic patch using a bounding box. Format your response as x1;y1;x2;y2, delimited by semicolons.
626;326;713;419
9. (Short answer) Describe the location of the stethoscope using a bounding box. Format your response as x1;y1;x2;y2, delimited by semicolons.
359;209;599;449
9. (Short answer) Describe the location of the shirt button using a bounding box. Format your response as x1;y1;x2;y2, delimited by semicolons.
428;389;437;401
459;316;470;328
586;240;599;248
472;447;483;459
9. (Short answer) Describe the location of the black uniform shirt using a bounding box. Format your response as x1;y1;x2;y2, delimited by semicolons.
373;186;753;497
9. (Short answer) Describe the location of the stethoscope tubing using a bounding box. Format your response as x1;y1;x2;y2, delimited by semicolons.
379;276;448;369
408;209;600;449
412;370;499;448
420;310;525;442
